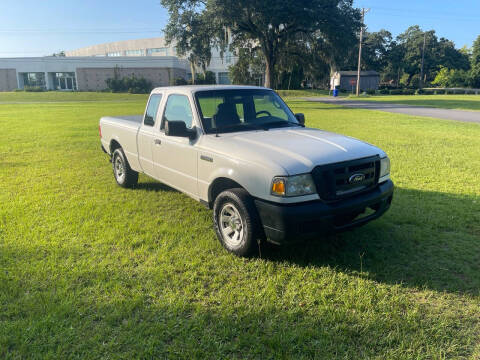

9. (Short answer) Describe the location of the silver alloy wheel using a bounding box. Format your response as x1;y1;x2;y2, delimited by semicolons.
219;202;245;248
114;154;125;183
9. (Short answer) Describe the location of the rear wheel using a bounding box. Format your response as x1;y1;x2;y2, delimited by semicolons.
112;148;138;188
213;188;263;256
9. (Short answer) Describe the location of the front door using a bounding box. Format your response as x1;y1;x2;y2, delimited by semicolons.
153;94;198;198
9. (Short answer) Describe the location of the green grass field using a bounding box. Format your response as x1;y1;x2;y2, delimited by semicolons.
355;94;480;111
1;92;479;359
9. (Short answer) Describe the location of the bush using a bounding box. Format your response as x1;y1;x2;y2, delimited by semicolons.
417;89;434;95
366;89;376;95
434;89;446;95
172;77;188;86
195;71;216;85
389;89;403;95
379;88;389;95
106;75;153;94
402;89;415;95
23;86;45;92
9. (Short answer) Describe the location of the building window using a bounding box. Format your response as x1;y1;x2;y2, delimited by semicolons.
22;72;46;88
107;51;122;57
218;72;230;85
125;49;143;56
54;72;77;91
147;47;167;56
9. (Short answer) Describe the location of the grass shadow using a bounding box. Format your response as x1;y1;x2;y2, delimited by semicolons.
261;187;480;295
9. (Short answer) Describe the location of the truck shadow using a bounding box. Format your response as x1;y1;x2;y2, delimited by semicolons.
134;181;179;193
261;187;480;295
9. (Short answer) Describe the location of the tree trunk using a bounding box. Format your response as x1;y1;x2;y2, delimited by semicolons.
190;61;196;85
264;58;273;88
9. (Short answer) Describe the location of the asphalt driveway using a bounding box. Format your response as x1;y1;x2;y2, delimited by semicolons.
304;97;480;124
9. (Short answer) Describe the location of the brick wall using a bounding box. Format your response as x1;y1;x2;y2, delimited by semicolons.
76;67;187;91
0;69;17;91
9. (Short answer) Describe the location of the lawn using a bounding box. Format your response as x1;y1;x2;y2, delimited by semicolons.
356;94;480;111
0;92;479;359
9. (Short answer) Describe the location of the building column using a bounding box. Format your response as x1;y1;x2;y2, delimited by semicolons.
45;72;55;90
17;72;24;90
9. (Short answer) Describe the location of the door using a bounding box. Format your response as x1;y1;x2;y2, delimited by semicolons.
137;93;162;176
153;94;198;197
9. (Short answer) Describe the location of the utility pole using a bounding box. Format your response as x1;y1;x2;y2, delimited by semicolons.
356;8;369;96
419;32;427;89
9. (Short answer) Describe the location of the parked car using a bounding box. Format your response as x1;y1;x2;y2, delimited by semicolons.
100;85;393;256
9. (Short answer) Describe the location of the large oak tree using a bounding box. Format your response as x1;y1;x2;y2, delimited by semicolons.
161;0;361;88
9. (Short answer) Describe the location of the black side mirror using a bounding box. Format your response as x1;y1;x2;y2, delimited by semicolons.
144;115;155;127
165;120;196;139
295;113;305;126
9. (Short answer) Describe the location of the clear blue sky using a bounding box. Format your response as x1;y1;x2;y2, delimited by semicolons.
0;0;478;57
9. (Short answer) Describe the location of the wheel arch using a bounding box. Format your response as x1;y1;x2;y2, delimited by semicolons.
208;177;247;208
109;139;122;155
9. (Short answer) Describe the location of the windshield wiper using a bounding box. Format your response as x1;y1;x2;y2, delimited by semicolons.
214;123;266;135
260;120;304;129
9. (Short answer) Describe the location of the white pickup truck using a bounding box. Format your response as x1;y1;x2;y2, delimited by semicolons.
100;85;393;256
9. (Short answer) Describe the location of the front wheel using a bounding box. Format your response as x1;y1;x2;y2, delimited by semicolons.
112;148;138;188
213;188;263;256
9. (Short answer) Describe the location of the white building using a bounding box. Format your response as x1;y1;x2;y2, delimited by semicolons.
65;37;237;85
0;56;188;91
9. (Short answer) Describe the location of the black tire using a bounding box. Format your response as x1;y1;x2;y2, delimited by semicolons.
213;188;263;256
112;148;138;188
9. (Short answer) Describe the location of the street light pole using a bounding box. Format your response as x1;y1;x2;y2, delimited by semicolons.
356;8;369;96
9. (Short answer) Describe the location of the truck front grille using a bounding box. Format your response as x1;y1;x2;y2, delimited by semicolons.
311;156;380;201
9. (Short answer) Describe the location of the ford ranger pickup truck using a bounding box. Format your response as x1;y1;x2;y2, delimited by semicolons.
100;85;393;256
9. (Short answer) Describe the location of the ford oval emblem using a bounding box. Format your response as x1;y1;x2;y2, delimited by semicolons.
349;173;365;184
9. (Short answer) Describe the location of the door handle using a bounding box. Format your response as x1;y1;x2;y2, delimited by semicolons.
154;139;161;145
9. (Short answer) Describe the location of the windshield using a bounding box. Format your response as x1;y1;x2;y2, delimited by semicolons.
194;89;299;134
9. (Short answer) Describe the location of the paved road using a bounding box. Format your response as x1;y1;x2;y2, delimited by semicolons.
304;97;480;124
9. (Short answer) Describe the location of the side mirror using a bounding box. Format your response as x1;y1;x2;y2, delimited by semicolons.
165;120;196;139
144;115;155;127
295;113;305;126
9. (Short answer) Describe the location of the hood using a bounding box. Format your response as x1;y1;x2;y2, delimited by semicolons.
204;127;385;175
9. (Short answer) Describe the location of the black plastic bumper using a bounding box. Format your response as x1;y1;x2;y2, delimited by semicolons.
254;180;394;244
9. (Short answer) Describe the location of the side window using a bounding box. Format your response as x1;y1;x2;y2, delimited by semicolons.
144;94;162;126
162;94;193;129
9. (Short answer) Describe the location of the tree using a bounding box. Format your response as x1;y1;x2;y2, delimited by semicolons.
229;47;265;86
361;30;393;71
161;1;218;84
161;0;361;88
469;35;480;87
432;66;468;87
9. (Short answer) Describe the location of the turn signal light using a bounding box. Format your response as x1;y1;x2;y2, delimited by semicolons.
271;178;285;195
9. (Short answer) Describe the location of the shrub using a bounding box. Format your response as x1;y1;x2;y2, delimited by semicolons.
419;89;434;95
195;71;216;85
379;88;389;95
402;89;415;95
106;75;153;94
23;86;45;92
366;89;376;95
434;89;446;94
172;77;188;86
389;89;403;95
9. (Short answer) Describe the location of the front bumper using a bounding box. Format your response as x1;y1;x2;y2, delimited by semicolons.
254;180;394;244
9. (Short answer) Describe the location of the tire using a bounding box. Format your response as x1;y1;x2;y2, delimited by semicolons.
112;148;138;188
213;188;263;256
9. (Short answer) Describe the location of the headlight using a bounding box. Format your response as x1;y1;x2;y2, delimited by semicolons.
271;174;316;197
379;156;390;179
